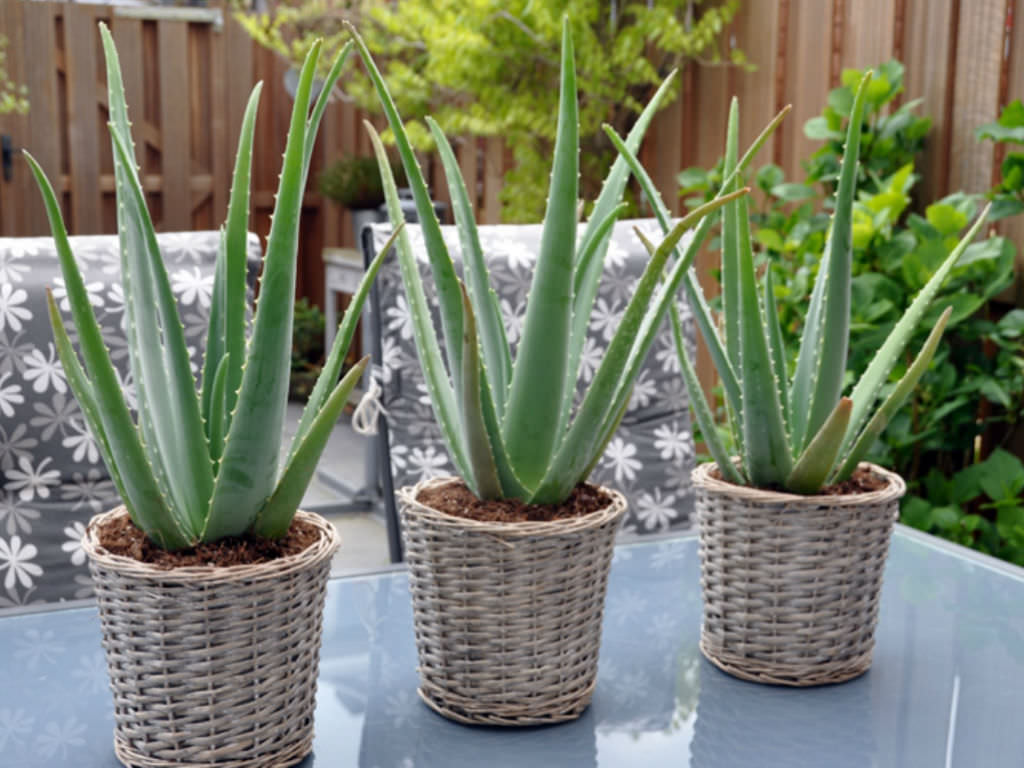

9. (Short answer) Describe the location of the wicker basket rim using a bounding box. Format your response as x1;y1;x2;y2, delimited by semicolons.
398;476;627;538
692;460;907;506
82;506;340;583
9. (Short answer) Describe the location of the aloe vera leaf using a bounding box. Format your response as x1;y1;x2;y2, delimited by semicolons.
501;18;579;491
254;357;369;539
790;72;871;454
720;98;741;373
286;225;399;467
426;117;511;416
26;154;189;547
602;124;741;416
555;200;628;439
365;121;472;482
785;397;852;493
458;282;501;498
218;83;262;422
346;24;464;397
477;367;530;499
764;268;791;431
204;42;323;541
565;71;678;437
207;354;230;466
201;228;228;435
840;206;989;459
835;307;953;481
736;193;793;486
672;299;744;485
302;41;353;173
533;194;745;503
108;126;215;534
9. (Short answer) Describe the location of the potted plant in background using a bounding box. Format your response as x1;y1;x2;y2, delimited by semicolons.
614;71;990;686
319;151;403;243
24;27;399;768
347;18;781;724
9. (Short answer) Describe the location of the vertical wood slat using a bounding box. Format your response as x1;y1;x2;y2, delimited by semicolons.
158;21;190;230
481;137;502;224
840;0;896;71
731;0;779;165
21;1;60;235
0;0;26;235
458;137;479;215
902;0;959;206
778;0;834;181
209;19;227;227
63;4;103;234
948;0;1007;196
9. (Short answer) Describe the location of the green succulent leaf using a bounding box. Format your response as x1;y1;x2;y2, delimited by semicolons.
786;397;852;493
501;17;578;492
458;282;502;499
254;357;369;539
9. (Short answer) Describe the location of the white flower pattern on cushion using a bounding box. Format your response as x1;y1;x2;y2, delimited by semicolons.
635;488;677;532
61;522;88;566
0;496;40;536
0;536;43;590
51;277;106;312
601;437;642;485
0;372;23;418
171;266;214;308
0;283;31;334
4;457;60;501
23;344;67;394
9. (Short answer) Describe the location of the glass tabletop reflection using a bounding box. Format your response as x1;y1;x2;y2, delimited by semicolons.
1;527;1022;767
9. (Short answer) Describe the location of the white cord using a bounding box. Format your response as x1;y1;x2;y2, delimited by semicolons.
352;372;386;436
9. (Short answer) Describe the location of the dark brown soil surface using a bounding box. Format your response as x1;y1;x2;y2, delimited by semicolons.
710;464;890;495
94;513;321;568
417;479;613;523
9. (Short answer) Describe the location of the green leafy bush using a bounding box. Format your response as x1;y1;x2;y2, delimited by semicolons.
977;99;1024;221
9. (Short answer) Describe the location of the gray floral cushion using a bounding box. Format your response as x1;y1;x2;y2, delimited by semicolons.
366;220;697;534
0;231;261;609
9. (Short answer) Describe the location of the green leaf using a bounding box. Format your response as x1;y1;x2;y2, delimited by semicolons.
925;203;968;236
786;397;851;493
841;208;990;463
791;71;872;455
737;192;793;486
346;23;464;399
764;269;790;431
26;152;189;548
501;17;578;491
977;448;1024;502
365;121;471;483
206;41;334;540
835;307;952;480
721;98;742;378
287;224;400;467
770;183;816;202
457;282;501;499
207;354;230;466
253;357;369;539
426;117;511;420
202;84;262;433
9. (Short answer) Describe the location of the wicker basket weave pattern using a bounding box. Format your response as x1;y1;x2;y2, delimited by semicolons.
694;462;906;686
398;478;627;726
83;508;339;768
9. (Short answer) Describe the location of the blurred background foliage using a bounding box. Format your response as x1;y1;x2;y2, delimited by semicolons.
0;34;29;115
238;0;746;221
679;61;1024;565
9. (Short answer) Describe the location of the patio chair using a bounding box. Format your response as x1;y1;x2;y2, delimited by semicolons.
359;220;699;562
0;231;261;608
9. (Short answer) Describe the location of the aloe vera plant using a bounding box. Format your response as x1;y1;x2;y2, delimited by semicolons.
346;19;781;505
22;27;396;550
615;71;990;494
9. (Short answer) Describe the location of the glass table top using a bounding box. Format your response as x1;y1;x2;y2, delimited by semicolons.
1;527;1022;767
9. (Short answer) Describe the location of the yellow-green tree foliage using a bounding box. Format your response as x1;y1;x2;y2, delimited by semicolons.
0;35;29;115
239;0;744;221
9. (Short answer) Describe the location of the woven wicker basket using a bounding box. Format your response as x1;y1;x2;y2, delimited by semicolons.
693;461;906;686
398;477;627;726
83;507;339;768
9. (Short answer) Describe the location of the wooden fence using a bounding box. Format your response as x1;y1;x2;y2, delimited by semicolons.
0;0;1022;311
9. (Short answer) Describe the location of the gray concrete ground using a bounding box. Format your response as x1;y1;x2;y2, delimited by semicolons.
283;402;391;575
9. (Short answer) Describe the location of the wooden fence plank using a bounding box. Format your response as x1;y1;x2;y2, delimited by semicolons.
948;0;1007;196
458;136;479;215
64;4;103;234
731;1;779;173
481;137;502;224
158;21;190;230
840;0;895;70
0;0;26;235
19;1;59;235
902;0;958;206
209;19;227;227
778;0;833;181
